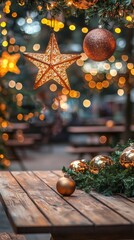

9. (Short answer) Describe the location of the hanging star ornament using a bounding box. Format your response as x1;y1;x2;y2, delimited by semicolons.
0;51;20;77
24;33;80;90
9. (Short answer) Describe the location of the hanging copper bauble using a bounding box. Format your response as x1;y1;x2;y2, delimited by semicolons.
56;175;76;196
83;28;116;61
119;144;134;168
72;0;98;9
89;155;113;174
69;159;88;173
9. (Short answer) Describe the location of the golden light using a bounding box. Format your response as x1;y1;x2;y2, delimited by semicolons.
52;103;58;110
1;159;11;167
28;112;34;118
0;154;4;159
96;82;103;90
2;133;9;141
1;121;8;128
20;46;26;52
14;45;20;52
41;18;48;24
99;135;107;144
17;101;22;107
81;27;88;33
12;12;17;18
90;68;98;76
8;45;14;53
1;29;7;35
76;91;80;98
108;56;115;62
114;27;121;33
1;103;6;111
83;99;91;108
102;80;109;88
49;83;57;92
1;22;6;27
119;77;126;84
9;38;16;44
126;15;132;21
9;80;16;88
16;93;23;101
76;59;84;66
110;69;117;76
121;55;128;61
33;44;40;51
0;51;20;77
104;63;110;70
69;25;76;31
88;81;96;88
117;89;124;96
17;113;23;121
60;102;68;111
85;73;92;81
106;73;112;80
106;120;114;128
80;53;88;61
66;0;73;6
2;41;8;47
16;82;22;90
39;114;45;121
62;88;69;95
131;69;134;75
27;17;33;24
115;62;122;69
127;63;133;69
69;90;77;98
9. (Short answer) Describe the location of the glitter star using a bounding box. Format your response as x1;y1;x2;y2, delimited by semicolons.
24;33;80;90
0;51;20;77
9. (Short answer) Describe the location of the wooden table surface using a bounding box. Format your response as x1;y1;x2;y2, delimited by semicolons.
0;171;134;240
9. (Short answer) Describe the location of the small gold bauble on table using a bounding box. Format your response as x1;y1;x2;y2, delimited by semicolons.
119;143;134;168
89;155;114;174
83;28;116;61
72;0;98;9
56;175;76;196
69;159;88;173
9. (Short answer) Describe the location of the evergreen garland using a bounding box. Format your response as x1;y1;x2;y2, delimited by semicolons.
63;140;134;197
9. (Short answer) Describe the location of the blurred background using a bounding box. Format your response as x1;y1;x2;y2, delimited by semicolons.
0;0;134;170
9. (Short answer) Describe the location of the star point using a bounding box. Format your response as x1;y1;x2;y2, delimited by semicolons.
0;51;20;77
24;33;80;90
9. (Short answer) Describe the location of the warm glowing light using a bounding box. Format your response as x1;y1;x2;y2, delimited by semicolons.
41;18;48;24
126;15;132;21
0;51;20;77
104;63;110;70
2;41;8;47
8;45;14;53
1;29;7;35
115;27;121;33
131;69;134;75
69;25;76;31
99;135;107;144
49;83;57;92
127;63;133;69
27;17;33;24
1;103;6;111
121;55;128;61
85;74;92;81
52;103;58;110
12;12;17;18
39;114;45;121
9;80;16;88
17;113;23;121
81;27;88;33
83;99;91;108
2;133;9;141
117;89;124;96
108;56;115;62
80;53;88;61
16;82;22;90
102;80;109;88
106;73;112;80
33;44;40;51
66;0;73;6
90;68;98;76
14;45;20;52
115;62;122;69
96;82;103;90
1;121;8;128
110;69;117;76
69;90;77;98
20;46;26;52
88;81;96;89
1;22;6;27
76;59;84;66
16;93;23;101
9;38;16;44
106;120;114;128
119;77;126;84
62;88;69;95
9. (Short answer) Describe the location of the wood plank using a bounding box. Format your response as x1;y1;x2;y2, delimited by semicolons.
35;171;129;226
90;191;134;223
12;171;92;227
0;171;50;234
0;233;26;240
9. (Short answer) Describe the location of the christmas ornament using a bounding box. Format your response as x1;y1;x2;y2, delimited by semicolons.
56;175;76;196
83;28;116;61
89;155;113;174
119;144;134;168
0;52;20;77
24;33;80;90
69;159;88;173
72;0;98;9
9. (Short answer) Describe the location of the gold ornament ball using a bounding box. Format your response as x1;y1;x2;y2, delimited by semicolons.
89;155;113;174
72;0;98;9
119;144;134;168
69;159;88;173
83;28;116;61
56;175;76;196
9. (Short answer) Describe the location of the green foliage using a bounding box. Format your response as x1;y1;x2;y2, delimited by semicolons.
63;140;134;197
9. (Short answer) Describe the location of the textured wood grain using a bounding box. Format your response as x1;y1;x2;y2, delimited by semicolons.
12;171;92;227
0;172;50;233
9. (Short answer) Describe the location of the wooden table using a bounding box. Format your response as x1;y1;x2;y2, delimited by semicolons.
0;171;134;240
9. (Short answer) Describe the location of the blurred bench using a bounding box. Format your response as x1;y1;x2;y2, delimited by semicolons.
0;233;26;240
